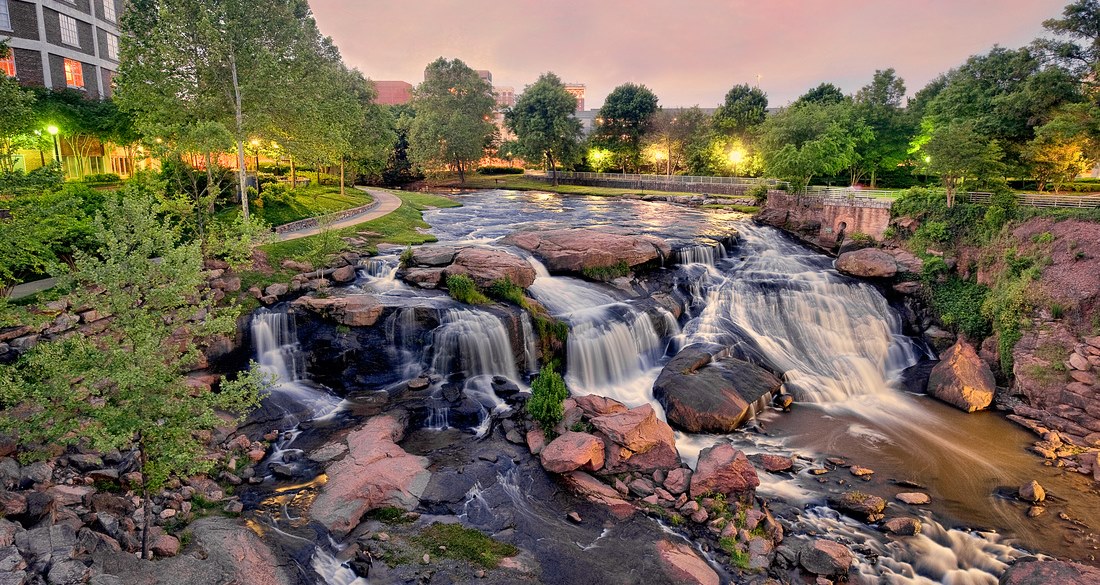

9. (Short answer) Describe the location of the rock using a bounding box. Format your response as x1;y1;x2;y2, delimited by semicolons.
573;395;629;418
0;545;25;573
1000;558;1100;585
540;432;605;474
566;512;582;524
446;247;537;289
798;539;853;578
835;248;898;278
281;259;313;272
525;428;548;455
210;276;241;292
264;283;289;297
654;345;782;433
750;454;793;473
928;340;996;412
47;559;89;585
896;492;931;505
20;461;54;486
0;491;27;516
664;468;692;495
66;454;104;472
1028;506;1045;518
655;540;720;585
689;443;760;499
292;294;384;328
502;228;670;274
1019;480;1046;503
402;268;445;288
850;466;874;477
591;404;673;454
407;377;430;391
411;245;460;267
330;265;357;283
560;472;635;520
882;517;922;536
15;524;76;571
833;491;886;519
47;485;93;507
151;534;180;557
310;412;431;537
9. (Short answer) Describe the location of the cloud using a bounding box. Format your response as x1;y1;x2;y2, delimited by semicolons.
311;0;1067;109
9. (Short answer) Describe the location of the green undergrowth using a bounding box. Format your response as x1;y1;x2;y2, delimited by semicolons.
413;523;518;569
580;260;631;282
445;274;489;305
527;364;569;433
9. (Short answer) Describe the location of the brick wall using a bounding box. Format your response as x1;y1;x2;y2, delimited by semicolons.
95;26;118;64
761;192;893;250
43;8;96;56
6;0;40;41
13;47;44;87
48;52;99;98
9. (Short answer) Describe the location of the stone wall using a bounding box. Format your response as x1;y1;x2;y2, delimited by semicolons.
757;193;892;250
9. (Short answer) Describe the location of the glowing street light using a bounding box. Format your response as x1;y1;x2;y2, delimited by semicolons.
46;125;61;165
728;148;745;165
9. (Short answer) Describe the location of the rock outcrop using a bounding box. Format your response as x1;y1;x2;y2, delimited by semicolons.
502;228;670;274
1000;558;1100;585
445;247;537;288
689;444;759;499
655;540;720;585
310;412;431;537
928;340;997;412
835;248;898;278
653;345;782;433
540;432;606;474
798;539;853;578
292;294;384;328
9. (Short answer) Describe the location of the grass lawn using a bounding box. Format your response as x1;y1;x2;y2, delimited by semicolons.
216;185;373;227
238;190;460;295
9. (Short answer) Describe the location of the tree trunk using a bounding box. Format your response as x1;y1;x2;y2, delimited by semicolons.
455;155;465;184
340;158;345;196
205;151;216;215
138;438;153;560
870;169;877;189
230;53;250;220
290;156;296;188
547;152;558;186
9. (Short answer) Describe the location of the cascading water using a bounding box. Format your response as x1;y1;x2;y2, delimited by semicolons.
252;309;342;421
430;308;519;380
673;241;726;266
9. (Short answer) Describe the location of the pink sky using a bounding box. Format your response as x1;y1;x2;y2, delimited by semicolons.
310;0;1068;110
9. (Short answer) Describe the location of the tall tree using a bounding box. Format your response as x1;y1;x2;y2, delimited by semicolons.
921;121;1006;207
0;76;36;174
712;84;768;137
592;83;659;172
407;58;496;183
116;0;329;220
644;107;710;176
505;72;583;185
852;69;913;187
1037;0;1100;90
757;101;872;192
794;83;847;106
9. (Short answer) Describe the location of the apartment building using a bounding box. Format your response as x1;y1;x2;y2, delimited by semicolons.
1;0;123;99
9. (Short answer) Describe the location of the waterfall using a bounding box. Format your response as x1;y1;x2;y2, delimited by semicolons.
520;312;539;375
384;307;423;380
564;303;667;406
357;256;401;292
430;308;519;380
673;241;726;266
251;309;341;419
678;225;923;403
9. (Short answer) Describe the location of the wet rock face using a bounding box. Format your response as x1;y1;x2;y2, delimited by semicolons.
653;345;782;433
1000;558;1100;585
291;294;384;328
798;539;853;578
928;340;996;413
689;444;759;499
501;228;670;274
835;248;898;278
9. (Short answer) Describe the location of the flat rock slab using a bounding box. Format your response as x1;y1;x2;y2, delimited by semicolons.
655;540;719;585
292;294;383;327
502;228;670;273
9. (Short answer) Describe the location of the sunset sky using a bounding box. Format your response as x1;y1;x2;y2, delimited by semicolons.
310;0;1069;109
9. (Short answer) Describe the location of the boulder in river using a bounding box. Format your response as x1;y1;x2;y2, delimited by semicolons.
928;340;996;413
502;227;670;274
540;432;605;474
445;247;537;289
798;538;853;578
689;443;759;499
292;294;384;328
835;248;898;278
653;345;782;433
832;490;886;520
1000;558;1100;585
655;539;720;585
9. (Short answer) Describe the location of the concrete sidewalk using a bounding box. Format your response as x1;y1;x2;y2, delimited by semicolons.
276;188;401;241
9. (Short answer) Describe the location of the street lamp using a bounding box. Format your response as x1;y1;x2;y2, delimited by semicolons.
728;148;745;176
46;125;60;167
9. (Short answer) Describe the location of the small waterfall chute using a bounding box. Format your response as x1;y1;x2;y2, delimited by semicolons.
251;309;342;421
429;308;520;380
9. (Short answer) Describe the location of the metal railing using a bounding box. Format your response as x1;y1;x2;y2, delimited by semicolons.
967;192;1100;209
530;171;790;190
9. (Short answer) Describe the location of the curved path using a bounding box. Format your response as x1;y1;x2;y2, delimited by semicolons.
276;187;402;241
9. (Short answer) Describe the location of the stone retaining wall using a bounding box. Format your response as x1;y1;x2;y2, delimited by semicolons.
274;199;380;235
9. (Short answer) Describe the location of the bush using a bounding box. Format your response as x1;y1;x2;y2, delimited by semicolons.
527;365;569;431
929;278;991;339
487;278;526;306
477;166;524;175
745;183;769;205
445;274;489;305
82;173;121;184
413;523;518;569
581;261;631;282
0;164;64;196
914;220;950;244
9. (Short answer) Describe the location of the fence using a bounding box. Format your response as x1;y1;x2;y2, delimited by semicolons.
967;192;1100;209
528;171;788;195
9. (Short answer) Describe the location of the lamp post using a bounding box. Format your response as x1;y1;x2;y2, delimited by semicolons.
250;139;261;193
47;125;60;169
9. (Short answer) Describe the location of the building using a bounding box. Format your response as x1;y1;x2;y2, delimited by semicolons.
563;83;585;112
373;80;413;105
493;85;514;109
1;0;122;99
475;69;492;85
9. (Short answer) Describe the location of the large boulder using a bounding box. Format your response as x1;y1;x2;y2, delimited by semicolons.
310;413;431;537
502;228;670;274
655;540;720;585
1000;558;1100;585
798;539;853;578
835;248;898;278
832;490;886;520
540;432;605;474
446;247;537;289
689;443;759;499
292;294;384;328
653;345;782;433
593;404;681;474
928;340;997;412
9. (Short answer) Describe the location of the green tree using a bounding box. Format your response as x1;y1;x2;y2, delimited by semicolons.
408;58;496;183
592;83;660;172
0;175;265;559
643;107;711;176
794;83;847;106
0;186;94;294
1037;0;1100;89
757;101;872;192
712;84;767;137
505;72;583;185
852;69;914;186
921;121;1006;206
0;76;37;174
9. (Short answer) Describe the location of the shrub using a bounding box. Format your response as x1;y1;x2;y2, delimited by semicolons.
82;173;121;183
581;261;631;282
1032;232;1054;245
399;246;414;268
445;274;489;305
929;278;991;339
847;232;874;245
745;183;769;205
487;278;526;306
477;166;524;175
914;220;950;244
527;365;568;431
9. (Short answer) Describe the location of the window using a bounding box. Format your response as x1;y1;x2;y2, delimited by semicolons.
0;0;11;31
63;58;84;88
106;33;118;60
102;0;116;22
0;53;15;78
60;14;80;46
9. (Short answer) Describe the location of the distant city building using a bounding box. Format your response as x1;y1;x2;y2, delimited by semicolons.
493;86;514;109
563;83;585;112
373;80;413;105
1;0;123;99
476;69;492;84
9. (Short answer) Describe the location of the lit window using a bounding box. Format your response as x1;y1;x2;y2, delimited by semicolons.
64;58;84;88
106;33;118;60
0;0;11;31
60;14;79;46
0;53;15;78
102;0;116;22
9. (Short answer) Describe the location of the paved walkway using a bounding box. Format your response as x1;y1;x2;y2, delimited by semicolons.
276;187;401;241
7;188;404;300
